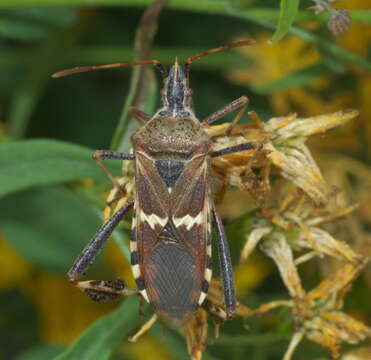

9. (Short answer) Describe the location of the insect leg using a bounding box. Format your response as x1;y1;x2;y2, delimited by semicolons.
129;106;151;124
248;110;264;128
73;279;139;303
93;150;134;194
201;96;249;125
128;314;158;342
212;203;236;316
210;141;262;158
68;200;134;281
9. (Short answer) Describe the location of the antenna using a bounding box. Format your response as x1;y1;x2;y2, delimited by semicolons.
184;40;255;75
52;59;167;79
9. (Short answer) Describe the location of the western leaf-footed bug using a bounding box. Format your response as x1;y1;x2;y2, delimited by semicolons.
53;40;261;325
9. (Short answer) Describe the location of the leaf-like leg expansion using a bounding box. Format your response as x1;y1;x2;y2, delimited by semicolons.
128;314;158;342
210;141;262;158
73;279;139;303
212;203;236;316
201;96;249;125
129;106;151;124
68;200;134;281
93;150;134;194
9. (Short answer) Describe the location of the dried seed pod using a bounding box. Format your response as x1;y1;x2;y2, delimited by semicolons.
328;8;352;36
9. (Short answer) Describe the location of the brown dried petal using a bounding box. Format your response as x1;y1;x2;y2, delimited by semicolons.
240;226;272;263
307;261;369;305
267;142;332;206
265;110;358;140
305;312;371;358
289;215;361;263
261;235;305;298
341;347;371;360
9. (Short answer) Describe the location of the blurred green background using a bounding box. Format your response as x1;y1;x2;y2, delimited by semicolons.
0;1;371;359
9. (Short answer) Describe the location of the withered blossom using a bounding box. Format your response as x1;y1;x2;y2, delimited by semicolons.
309;0;352;35
341;347;371;360
328;8;353;36
206;109;359;207
245;234;370;359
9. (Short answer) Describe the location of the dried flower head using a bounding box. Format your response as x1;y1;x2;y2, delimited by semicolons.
328;8;352;36
309;0;352;36
101;104;366;360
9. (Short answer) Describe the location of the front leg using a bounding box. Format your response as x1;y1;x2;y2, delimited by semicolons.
68;200;134;281
210;141;262;158
202;96;249;125
212;203;236;316
129;106;151;124
93;150;134;193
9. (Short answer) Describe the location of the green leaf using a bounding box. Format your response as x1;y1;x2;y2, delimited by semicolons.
0;16;46;41
0;186;103;273
271;0;300;43
111;0;163;151
0;139;121;199
4;8;76;27
53;297;140;360
151;322;190;360
7;28;77;138
16;345;63;360
233;9;371;72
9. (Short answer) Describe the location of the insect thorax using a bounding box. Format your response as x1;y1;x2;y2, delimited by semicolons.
131;111;211;158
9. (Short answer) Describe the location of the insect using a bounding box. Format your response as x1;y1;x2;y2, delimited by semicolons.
53;40;261;325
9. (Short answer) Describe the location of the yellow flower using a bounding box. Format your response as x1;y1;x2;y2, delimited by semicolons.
234;258;271;297
337;0;371;56
0;236;30;290
22;273;113;344
228;32;349;115
230;32;320;85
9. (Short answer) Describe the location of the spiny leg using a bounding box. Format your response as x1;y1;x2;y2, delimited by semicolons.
93;150;135;197
225;101;249;135
201;96;249;125
129;106;151;124
74;279;139;303
212;203;236;316
210;141;262;158
68;200;134;281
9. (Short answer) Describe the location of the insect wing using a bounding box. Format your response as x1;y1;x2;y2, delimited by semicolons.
132;153;211;323
171;156;212;311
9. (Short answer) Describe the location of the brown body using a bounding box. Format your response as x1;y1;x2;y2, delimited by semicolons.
61;40;258;326
130;65;213;323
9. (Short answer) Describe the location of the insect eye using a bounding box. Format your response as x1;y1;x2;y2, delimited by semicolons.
178;110;190;117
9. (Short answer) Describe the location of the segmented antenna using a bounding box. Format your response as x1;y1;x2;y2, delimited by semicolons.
52;59;167;79
184;40;255;75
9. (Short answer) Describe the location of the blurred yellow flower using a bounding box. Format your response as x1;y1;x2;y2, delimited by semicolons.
0;236;30;290
22;273;114;344
229;32;349;115
234;258;271;297
337;0;371;56
230;32;320;85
